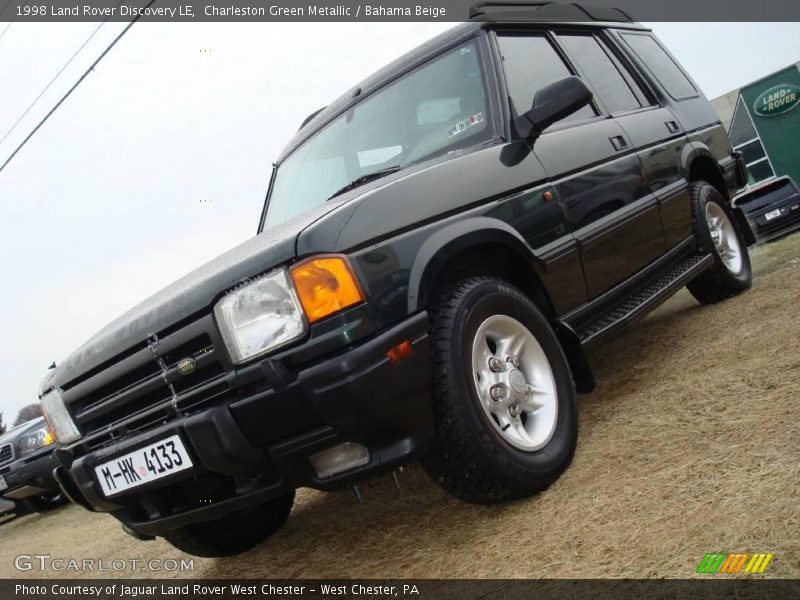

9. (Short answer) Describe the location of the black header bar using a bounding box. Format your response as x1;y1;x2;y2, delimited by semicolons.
1;0;800;22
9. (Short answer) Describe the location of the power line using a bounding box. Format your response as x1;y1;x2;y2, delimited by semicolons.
0;20;108;149
0;1;26;43
0;0;126;148
0;0;157;175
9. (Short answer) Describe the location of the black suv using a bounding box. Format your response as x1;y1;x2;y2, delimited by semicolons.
0;417;66;513
43;13;754;557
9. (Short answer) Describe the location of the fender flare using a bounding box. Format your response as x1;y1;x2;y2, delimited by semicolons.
680;142;724;182
407;216;545;313
682;143;756;245
408;216;596;394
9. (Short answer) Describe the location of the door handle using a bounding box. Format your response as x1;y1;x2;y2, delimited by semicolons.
665;120;681;133
609;135;628;151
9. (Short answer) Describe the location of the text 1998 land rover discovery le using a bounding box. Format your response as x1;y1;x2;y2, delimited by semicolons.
41;7;754;557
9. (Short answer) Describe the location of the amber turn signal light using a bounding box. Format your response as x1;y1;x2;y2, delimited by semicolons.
387;340;415;364
290;256;365;324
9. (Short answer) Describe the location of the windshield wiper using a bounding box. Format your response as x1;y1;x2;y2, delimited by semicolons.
327;166;403;200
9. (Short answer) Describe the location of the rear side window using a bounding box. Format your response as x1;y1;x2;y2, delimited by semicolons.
557;33;642;114
621;33;697;99
497;34;596;123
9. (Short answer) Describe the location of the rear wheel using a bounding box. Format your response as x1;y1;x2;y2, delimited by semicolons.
422;276;578;504
687;181;752;304
161;491;294;557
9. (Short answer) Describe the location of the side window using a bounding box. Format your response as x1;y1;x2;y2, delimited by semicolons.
621;33;697;99
497;33;596;124
557;34;642;114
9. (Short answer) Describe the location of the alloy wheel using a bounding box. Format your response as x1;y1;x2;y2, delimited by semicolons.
470;314;558;451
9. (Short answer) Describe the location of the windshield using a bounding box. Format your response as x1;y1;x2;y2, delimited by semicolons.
262;40;491;229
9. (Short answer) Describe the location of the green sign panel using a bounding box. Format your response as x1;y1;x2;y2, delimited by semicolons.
740;65;800;187
752;83;800;117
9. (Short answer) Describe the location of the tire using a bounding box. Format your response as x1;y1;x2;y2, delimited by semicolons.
687;180;752;304
422;276;578;504
20;492;67;513
161;491;294;557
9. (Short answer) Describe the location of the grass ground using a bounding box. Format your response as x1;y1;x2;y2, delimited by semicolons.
2;234;798;579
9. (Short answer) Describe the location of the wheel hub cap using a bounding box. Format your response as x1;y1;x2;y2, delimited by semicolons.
508;369;527;395
471;314;558;451
705;202;743;275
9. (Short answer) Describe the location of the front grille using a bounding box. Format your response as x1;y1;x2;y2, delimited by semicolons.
0;443;13;466
61;314;234;444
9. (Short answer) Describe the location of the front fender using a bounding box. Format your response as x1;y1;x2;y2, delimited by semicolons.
408;216;543;313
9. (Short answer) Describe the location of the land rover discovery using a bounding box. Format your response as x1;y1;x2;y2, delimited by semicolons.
42;9;754;557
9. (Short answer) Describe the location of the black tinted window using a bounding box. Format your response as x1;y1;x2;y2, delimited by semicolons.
497;34;595;123
558;34;641;114
622;33;696;99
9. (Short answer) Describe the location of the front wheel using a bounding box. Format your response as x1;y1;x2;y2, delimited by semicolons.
161;491;294;557
21;492;68;513
687;181;752;304
422;276;578;504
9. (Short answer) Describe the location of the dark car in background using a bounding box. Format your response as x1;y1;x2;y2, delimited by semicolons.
0;417;66;513
42;6;756;557
733;176;800;243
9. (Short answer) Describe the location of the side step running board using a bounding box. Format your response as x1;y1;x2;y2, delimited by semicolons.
576;254;714;349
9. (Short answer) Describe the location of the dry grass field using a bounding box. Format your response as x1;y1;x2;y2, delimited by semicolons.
2;234;798;579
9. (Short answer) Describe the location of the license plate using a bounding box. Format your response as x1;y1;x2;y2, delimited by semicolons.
0;475;7;492
764;208;782;221
94;435;192;497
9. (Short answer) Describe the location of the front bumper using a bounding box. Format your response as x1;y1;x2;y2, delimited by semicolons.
54;312;433;536
1;448;60;501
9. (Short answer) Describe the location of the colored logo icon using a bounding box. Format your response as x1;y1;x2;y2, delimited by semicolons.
177;358;197;376
753;83;800;117
696;552;774;574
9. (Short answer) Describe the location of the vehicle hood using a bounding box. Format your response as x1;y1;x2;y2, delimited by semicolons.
47;202;345;391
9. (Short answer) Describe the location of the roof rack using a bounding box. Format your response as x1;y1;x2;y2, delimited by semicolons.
468;2;634;23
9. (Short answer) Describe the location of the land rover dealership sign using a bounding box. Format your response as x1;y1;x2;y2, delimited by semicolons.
753;83;800;117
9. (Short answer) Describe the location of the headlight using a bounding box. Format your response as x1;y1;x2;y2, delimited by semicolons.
40;389;81;443
18;425;55;456
214;268;307;363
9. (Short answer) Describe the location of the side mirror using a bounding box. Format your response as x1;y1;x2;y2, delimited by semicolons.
521;76;593;138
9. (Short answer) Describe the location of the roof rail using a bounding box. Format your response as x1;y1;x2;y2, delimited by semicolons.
468;2;634;23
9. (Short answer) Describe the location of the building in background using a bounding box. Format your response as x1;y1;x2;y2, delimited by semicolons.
712;62;800;189
712;62;800;242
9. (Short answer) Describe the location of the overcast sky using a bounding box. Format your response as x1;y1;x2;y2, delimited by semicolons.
0;21;798;423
